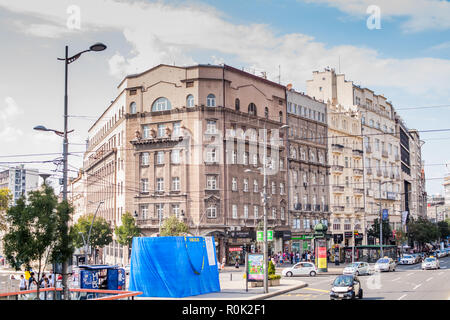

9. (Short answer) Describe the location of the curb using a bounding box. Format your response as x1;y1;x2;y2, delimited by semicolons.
248;282;308;300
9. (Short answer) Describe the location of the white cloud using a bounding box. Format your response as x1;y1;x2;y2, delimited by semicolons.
0;97;23;142
0;0;449;101
302;0;450;32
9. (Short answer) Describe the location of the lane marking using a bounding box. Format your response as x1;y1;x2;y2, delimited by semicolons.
392;277;401;281
438;272;443;276
303;287;330;293
398;294;407;300
413;283;422;290
426;277;433;282
406;273;413;276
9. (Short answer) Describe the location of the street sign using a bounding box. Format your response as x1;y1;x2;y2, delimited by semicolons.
382;209;389;220
256;230;273;242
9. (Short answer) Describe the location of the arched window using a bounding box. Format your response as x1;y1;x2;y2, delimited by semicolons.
186;94;194;108
264;107;269;119
130;102;137;114
207;94;216;107
235;98;240;111
248;103;257;116
152;97;171;112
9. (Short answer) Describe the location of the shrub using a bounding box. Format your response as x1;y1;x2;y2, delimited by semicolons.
268;274;281;280
268;260;276;275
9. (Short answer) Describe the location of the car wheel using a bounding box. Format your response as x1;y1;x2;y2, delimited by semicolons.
286;271;293;277
358;289;363;299
309;271;316;277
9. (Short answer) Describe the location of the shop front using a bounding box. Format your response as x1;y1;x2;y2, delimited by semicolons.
344;232;353;246
275;230;292;253
291;234;314;254
226;230;255;265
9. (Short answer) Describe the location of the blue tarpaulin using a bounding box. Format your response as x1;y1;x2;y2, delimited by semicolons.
128;236;221;297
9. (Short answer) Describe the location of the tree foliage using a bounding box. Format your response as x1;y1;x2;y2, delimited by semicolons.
407;217;440;245
160;215;189;236
0;188;12;231
2;184;71;298
70;214;113;251
437;221;449;240
367;218;392;244
115;212;142;247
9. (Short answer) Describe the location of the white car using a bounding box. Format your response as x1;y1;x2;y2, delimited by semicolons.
342;262;371;276
422;257;440;270
282;262;317;277
435;250;447;258
374;257;396;272
399;255;416;265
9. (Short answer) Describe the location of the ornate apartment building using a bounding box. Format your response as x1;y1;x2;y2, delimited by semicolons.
286;87;330;253
326;103;364;247
307;68;406;245
83;64;289;264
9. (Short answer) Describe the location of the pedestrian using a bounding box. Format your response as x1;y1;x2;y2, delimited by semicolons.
28;272;35;289
221;257;226;270
19;275;27;291
234;256;240;268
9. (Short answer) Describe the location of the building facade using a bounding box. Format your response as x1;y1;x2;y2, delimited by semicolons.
286;87;330;254
0;165;39;205
307;68;404;246
83;64;289;265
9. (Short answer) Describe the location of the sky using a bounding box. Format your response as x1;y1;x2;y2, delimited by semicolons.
0;0;449;195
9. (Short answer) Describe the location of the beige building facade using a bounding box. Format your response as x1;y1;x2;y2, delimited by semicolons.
83;64;289;264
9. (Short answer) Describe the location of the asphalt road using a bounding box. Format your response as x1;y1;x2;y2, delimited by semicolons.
269;256;450;300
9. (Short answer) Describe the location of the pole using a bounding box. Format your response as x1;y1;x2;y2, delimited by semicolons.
61;45;69;300
263;123;268;294
379;181;383;258
86;202;103;264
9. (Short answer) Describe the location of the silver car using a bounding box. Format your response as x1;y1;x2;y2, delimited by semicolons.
342;262;371;276
374;257;396;272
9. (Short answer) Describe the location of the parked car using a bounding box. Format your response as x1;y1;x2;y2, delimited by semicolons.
282;262;317;277
342;262;371;276
422;257;440;270
435;250;446;258
329;274;363;300
374;257;396;272
399;255;416;265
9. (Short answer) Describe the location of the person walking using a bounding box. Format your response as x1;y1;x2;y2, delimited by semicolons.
19;275;27;291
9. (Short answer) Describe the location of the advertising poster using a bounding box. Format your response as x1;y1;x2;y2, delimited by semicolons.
247;253;264;281
318;246;327;269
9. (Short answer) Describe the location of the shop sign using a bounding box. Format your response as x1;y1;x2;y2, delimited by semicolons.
256;230;273;242
292;235;314;240
229;247;242;252
231;231;252;238
344;232;353;238
275;230;292;240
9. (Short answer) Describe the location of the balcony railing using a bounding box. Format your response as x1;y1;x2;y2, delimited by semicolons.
332;205;345;212
331;165;344;173
352;149;363;158
332;144;344;153
354;207;365;213
333;185;345;193
353;188;364;194
353;169;364;176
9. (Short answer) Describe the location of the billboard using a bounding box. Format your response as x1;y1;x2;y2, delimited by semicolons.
247;253;264;282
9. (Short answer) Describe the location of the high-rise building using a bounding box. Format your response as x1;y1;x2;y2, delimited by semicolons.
0;165;39;205
307;68;405;245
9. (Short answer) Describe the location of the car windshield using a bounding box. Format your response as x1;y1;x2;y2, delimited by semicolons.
424;258;435;262
347;263;359;268
333;275;353;287
377;259;389;264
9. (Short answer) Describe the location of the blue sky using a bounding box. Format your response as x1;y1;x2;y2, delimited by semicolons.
0;0;449;195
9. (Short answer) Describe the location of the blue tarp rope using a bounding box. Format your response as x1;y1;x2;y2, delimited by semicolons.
184;235;205;275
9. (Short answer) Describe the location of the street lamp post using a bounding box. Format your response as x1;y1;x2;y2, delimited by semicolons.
35;42;106;300
85;201;104;264
378;180;390;257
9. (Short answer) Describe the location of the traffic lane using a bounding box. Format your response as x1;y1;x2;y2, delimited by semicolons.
269;275;334;300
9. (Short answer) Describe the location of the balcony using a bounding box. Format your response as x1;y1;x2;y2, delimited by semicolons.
333;185;345;193
366;168;372;175
332;144;344;153
331;165;344;174
352;149;363;158
353;188;364;195
353;169;364;176
332;205;345;212
293;203;302;211
382;150;389;158
136;218;161;226
354;207;365;213
304;204;312;211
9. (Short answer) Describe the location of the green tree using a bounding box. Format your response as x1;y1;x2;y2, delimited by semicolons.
407;217;440;248
367;218;392;245
2;185;58;298
115;212;142;259
0;188;12;232
437;221;449;240
71;214;113;264
160;215;189;236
